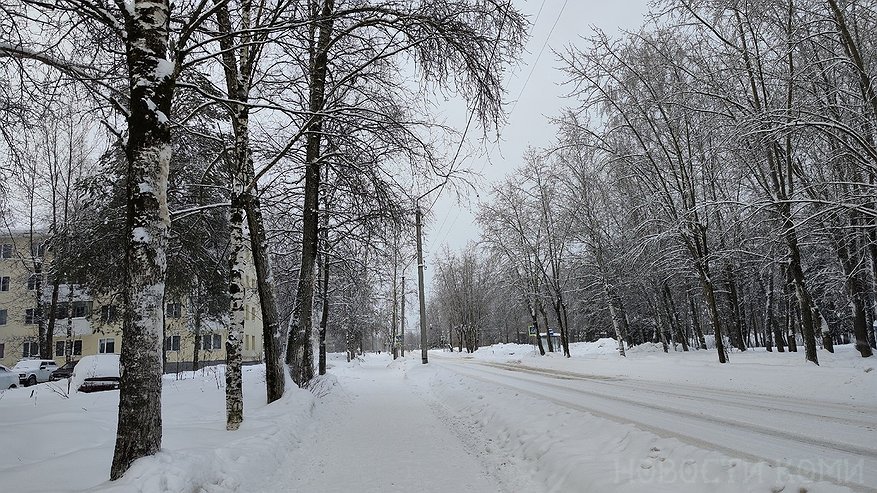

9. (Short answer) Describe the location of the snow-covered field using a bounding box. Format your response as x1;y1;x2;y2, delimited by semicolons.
1;343;874;492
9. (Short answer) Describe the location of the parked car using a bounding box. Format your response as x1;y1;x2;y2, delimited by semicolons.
50;360;79;381
0;365;18;389
72;354;120;393
12;359;58;386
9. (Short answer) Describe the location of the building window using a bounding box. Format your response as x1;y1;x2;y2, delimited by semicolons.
0;277;9;291
22;341;39;357
31;244;46;258
25;309;36;325
73;302;88;318
49;340;82;357
201;334;221;351
55;302;90;319
101;305;117;323
166;302;182;319
164;335;181;351
58;340;83;356
27;274;39;291
0;244;12;258
0;309;6;325
54;303;67;319
0;343;4;359
99;338;115;354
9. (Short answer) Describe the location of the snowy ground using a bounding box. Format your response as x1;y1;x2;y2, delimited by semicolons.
425;342;877;493
0;365;315;493
0;343;874;492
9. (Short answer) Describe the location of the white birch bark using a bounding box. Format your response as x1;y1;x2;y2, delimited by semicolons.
110;0;175;480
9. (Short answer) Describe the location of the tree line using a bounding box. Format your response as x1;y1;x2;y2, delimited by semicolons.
431;0;877;365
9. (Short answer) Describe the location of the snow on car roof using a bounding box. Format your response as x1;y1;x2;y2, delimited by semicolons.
12;360;51;369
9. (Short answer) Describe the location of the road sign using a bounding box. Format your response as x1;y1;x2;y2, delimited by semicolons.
528;326;536;337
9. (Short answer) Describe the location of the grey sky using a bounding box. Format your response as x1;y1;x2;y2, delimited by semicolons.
423;0;652;267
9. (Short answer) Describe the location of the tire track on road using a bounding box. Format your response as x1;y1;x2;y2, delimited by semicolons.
439;359;877;493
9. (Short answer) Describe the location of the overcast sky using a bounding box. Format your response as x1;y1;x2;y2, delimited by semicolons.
421;0;652;273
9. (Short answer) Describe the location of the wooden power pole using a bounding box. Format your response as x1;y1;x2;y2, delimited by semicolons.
400;274;405;357
416;206;428;364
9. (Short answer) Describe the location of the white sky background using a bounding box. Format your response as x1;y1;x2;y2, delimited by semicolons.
420;0;652;283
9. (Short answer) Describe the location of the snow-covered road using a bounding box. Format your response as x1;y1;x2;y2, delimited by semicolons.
431;353;877;493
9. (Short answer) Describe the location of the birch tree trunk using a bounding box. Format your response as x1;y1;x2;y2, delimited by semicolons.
226;193;246;431
605;281;627;356
110;0;175;479
528;299;546;356
212;0;287;404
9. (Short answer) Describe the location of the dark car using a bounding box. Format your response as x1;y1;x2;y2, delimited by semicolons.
50;361;78;381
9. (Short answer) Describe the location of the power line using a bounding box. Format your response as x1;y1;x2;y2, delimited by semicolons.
509;0;568;118
433;0;568;250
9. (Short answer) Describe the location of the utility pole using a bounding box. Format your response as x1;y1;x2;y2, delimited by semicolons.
400;275;405;357
392;237;398;360
416;206;428;364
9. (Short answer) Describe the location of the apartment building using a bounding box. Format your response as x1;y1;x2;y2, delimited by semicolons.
0;229;264;371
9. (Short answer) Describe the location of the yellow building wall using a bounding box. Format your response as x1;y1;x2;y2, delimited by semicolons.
1;231;264;371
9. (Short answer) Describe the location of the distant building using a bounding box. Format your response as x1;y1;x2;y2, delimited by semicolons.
0;229;263;371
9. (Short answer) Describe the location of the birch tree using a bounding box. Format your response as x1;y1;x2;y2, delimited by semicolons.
0;0;235;478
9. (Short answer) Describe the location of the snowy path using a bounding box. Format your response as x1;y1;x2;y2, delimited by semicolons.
435;355;877;493
253;357;506;493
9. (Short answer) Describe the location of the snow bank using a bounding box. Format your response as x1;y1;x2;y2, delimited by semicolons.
0;364;317;493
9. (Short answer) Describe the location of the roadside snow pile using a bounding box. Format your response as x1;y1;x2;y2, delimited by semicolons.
471;338;623;359
0;364;317;493
472;342;540;358
569;337;623;355
627;341;664;353
468;338;660;358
